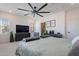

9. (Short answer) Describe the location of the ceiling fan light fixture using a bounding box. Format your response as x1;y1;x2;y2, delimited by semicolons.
17;3;50;17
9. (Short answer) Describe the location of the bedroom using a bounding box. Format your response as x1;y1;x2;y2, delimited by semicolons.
0;3;79;56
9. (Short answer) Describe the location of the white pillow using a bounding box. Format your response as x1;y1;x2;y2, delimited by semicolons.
16;39;42;56
72;36;79;45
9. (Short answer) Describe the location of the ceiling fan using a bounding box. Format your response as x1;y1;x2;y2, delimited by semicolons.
17;3;50;17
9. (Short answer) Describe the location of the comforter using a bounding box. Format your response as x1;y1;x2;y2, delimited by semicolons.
15;37;71;56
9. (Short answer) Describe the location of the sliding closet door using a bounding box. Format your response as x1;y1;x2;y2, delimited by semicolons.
66;9;79;39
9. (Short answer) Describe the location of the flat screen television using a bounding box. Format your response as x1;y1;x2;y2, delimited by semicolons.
16;25;29;33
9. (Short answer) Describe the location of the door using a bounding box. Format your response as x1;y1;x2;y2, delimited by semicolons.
41;22;46;35
66;10;79;39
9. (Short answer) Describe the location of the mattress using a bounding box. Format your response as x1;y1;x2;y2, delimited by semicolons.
0;37;72;56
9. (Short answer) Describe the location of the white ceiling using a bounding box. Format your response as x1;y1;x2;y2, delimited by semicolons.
0;3;79;17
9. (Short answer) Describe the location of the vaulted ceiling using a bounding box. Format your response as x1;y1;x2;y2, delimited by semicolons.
0;3;79;17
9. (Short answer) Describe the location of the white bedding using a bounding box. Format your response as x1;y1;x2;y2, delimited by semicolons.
0;37;72;56
26;37;72;56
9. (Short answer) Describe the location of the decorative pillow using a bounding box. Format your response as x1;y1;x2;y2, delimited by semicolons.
15;40;42;56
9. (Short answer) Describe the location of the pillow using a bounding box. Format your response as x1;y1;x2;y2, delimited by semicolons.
72;36;79;45
15;39;42;56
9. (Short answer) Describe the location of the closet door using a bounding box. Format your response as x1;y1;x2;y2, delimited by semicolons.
66;9;79;40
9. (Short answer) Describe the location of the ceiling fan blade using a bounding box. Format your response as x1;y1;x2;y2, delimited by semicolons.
37;3;48;11
33;13;35;17
28;3;34;11
36;13;43;17
24;14;29;16
18;8;32;12
24;14;30;16
24;13;33;16
38;12;50;13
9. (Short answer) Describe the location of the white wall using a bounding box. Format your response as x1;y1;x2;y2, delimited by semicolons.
37;11;65;37
47;11;65;36
38;8;79;39
32;16;44;36
35;9;79;39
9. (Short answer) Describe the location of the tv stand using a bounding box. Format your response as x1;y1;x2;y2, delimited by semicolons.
15;32;30;41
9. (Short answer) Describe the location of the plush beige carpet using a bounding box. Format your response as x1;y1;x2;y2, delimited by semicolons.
0;42;19;56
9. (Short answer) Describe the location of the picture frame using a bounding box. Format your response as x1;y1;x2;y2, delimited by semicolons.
46;21;51;27
50;20;56;27
30;23;34;32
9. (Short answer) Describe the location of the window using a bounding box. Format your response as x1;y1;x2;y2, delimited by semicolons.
0;18;9;33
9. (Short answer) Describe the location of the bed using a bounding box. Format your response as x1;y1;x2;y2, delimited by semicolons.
68;36;79;56
0;37;72;56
